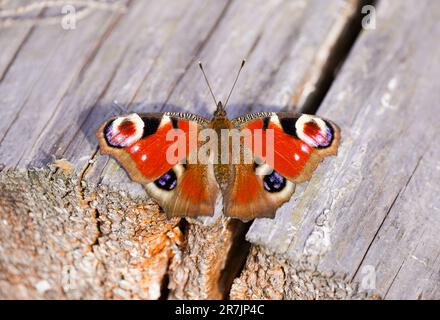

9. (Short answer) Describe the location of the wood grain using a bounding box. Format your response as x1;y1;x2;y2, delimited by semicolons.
235;0;440;299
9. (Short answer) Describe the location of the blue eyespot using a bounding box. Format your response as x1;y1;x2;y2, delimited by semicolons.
263;170;286;193
154;169;177;191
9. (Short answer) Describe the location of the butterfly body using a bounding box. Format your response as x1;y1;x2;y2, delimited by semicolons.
210;102;233;192
97;99;340;221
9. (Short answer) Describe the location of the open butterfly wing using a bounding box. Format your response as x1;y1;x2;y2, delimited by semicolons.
96;112;220;217
223;112;340;220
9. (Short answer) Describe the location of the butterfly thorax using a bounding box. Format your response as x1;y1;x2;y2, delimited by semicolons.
212;101;227;119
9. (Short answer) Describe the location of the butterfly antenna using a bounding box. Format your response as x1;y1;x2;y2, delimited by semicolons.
198;61;218;106
224;59;246;109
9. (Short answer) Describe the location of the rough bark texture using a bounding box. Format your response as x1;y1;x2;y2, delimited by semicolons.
230;246;380;300
168;217;247;300
0;163;181;299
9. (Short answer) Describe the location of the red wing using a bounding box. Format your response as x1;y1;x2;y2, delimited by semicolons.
237;112;340;182
224;163;296;221
145;163;220;218
96;112;206;184
223;112;340;220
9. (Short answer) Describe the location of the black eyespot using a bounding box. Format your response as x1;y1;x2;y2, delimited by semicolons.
141;116;161;138
154;169;177;191
263;170;286;193
279;117;299;137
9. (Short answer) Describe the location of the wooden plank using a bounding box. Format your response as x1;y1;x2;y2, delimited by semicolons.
234;0;440;299
362;142;440;299
0;8;121;166
0;19;36;81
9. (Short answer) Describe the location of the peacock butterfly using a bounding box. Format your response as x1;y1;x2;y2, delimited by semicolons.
96;60;340;221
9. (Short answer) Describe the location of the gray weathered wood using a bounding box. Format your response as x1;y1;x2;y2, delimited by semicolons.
239;0;440;299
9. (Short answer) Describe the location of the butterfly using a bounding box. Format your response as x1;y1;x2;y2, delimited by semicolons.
96;60;340;222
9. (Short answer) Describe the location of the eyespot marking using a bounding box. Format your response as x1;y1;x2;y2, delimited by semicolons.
104;113;144;148
263;170;286;193
154;169;177;191
295;115;334;148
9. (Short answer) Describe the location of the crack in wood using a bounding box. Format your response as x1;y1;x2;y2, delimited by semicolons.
76;147;116;297
350;153;425;282
300;0;377;114
218;220;251;298
159;218;188;300
77;147;101;247
384;258;405;298
0;17;38;83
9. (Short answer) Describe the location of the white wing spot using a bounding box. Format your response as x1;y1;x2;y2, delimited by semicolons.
141;154;147;161
294;153;300;161
301;144;310;153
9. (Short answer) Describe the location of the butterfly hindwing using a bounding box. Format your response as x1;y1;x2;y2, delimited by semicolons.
223;162;296;221
145;162;220;218
224;112;340;220
96;112;220;217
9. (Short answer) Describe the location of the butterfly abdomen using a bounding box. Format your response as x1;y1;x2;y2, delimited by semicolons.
210;116;234;192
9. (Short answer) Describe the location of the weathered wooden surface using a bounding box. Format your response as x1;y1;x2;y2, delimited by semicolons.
0;0;438;300
232;0;440;299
